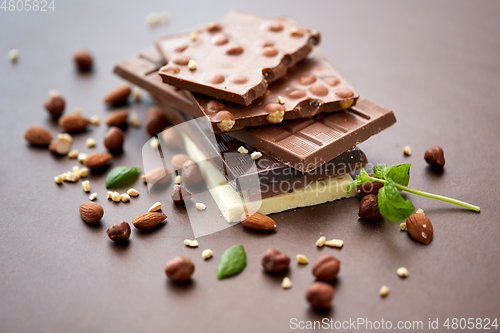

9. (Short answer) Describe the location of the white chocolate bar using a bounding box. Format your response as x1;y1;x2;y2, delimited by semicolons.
183;134;357;222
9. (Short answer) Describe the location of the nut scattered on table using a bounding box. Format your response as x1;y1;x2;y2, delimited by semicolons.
184;239;198;247
358;194;382;220
400;222;407;231
145;167;171;186
120;193;130;202
107;221;131;242
127;188;139;197
89;192;97;201
49;133;73;155
424;145;445;168
316;236;326;247
282;277;292;289
406;212;434;245
379;285;390;297
74;107;82;115
73;49;93;72
103;126;125;152
82;180;90;192
79;201;104;223
171;154;193;169
131;88;142;102
306;282;334;309
78;167;88;178
397;267;409;278
24;126;53;146
111;191;121;202
84;152;112;169
161;127;184;150
78;152;87;163
104;84;131;105
202;249;213;260
241;212;277;230
356;181;384;197
129;112;140;127
58;114;91;132
165;256;194;282
195;202;206;211
90;115;100;125
403;145;412;156
296;254;309;264
85;138;96;148
132;212;167;230
261;249;290;273
105;110;129;127
68;149;79;159
312;255;341;282
171;184;193;205
44;94;66;118
148;201;162;212
8;49;18;62
182;160;204;186
325;239;343;248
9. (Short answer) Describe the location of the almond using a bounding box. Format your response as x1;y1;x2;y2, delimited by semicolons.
104;84;131;105
105;110;129;127
79;201;104;223
84;152;112;169
49;133;73;155
58;114;91;132
240;212;277;230
171;154;193;170
24;126;53;146
145;167;171;185
132;212;167;230
406;212;434;244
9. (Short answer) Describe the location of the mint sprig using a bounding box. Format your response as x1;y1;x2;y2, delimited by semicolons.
348;163;480;221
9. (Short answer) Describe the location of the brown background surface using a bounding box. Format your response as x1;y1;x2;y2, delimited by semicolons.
1;1;499;332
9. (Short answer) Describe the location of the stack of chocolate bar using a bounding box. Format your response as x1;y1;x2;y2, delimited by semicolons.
114;11;396;222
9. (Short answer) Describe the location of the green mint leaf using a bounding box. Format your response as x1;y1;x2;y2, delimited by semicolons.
377;179;415;221
373;164;390;179
217;244;247;279
386;163;411;186
347;169;372;193
105;166;142;189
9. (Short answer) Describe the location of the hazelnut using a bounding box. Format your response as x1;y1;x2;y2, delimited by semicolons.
171;154;193;170
161;126;184;150
171;184;193;205
182;160;204;186
406;212;434;245
213;111;235;132
103;126;124;152
73;49;93;71
145;114;169;136
305;282;335;309
424;146;445;168
358;194;382;220
312;255;341;282
261;249;290;273
164;256;195;282
106;221;131;242
44;94;66;117
356;181;384;197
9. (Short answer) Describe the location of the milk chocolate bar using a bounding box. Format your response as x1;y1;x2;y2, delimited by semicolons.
114;49;395;173
155;11;320;106
155;100;367;200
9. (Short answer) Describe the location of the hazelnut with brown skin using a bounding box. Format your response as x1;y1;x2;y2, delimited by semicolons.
44;94;66;117
103;126;124;152
165;257;195;282
306;282;335;309
424;146;445;168
261;249;290;273
358;194;382;220
73;49;93;72
106;221;131;242
182;160;204;186
356;181;384;197
312;255;341;282
171;184;193;205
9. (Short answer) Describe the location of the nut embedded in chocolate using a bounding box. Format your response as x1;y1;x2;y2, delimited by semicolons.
335;88;354;99
204;73;225;84
103;126;124;152
226;45;244;55
312;255;341;282
323;77;341;86
300;75;317;85
171;184;193;205
160;64;180;74
306;282;335;309
44;94;66;117
165;256;195;282
171;55;190;66
424;146;445;168
73;49;93;72
262;47;278;57
107;221;131;242
287;89;306;99
309;83;328;97
261;249;290;273
358;194;382;220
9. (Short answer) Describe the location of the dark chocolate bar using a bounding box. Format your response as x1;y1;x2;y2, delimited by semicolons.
155;11;320;106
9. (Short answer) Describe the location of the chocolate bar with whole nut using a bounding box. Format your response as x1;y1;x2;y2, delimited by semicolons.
114;49;395;173
155;11;321;106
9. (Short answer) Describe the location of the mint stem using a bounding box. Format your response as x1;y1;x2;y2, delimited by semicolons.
368;177;481;212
